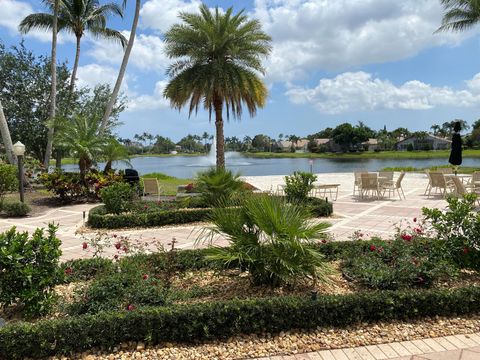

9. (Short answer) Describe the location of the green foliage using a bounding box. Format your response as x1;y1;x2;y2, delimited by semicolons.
305;197;333;217
284;171;317;202
2;201;31;217
2;286;480;359
203;195;331;286
100;182;135;214
0;164;17;202
39;170;123;202
423;194;480;269
407;143;414;152
195;168;246;207
0;225;61;317
342;237;457;290
331;122;374;152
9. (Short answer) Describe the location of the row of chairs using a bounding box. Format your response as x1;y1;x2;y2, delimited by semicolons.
354;171;406;200
425;170;480;201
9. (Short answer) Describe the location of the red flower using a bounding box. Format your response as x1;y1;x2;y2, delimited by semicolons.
114;242;121;250
142;274;149;280
185;183;194;191
82;242;88;250
377;246;384;253
64;267;73;275
126;304;135;311
413;217;417;223
463;247;470;255
321;239;327;244
123;246;128;253
401;233;412;241
370;245;376;252
414;227;422;234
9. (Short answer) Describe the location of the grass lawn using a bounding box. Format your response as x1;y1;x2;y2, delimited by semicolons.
142;173;192;196
243;149;480;159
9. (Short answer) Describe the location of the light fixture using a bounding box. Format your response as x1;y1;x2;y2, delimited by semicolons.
13;141;26;157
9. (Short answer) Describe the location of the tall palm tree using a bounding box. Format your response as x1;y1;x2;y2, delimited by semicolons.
437;0;480;32
44;0;59;168
163;4;271;169
100;0;140;133
0;100;15;164
19;0;127;98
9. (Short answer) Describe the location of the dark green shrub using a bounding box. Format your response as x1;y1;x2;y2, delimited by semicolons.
61;258;115;282
284;171;317;202
306;197;333;217
0;225;62;317
0;163;18;203
423;194;480;269
342;237;457;290
100;182;135;214
2;286;480;359
406;143;414;151
2;201;31;217
203;195;332;286
195;168;245;207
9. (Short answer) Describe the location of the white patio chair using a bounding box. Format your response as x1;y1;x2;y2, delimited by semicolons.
360;173;381;199
381;172;406;200
142;178;162;201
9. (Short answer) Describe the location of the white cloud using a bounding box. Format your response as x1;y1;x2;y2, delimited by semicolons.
286;71;480;114
87;32;169;73
140;0;202;33
76;63;125;90
128;80;170;111
253;0;474;81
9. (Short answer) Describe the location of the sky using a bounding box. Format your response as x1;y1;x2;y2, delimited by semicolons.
1;0;480;141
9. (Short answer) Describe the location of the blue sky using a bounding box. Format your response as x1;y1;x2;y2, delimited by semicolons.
2;0;480;141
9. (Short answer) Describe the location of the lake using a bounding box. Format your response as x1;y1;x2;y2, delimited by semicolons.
61;152;480;178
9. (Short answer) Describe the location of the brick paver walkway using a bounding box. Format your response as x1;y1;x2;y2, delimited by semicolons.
252;333;480;359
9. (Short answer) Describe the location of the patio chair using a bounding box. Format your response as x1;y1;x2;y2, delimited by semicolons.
276;184;286;196
378;171;394;181
427;172;450;198
439;168;453;174
424;170;432;195
381;172;406;200
450;176;480;205
353;171;367;196
142;178;162;200
472;171;480;192
360;173;381;199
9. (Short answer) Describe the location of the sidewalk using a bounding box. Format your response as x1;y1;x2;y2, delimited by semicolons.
253;333;480;359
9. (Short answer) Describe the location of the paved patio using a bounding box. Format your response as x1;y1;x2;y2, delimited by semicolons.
0;172;451;261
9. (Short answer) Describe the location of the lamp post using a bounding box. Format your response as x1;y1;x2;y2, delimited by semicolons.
13;141;25;203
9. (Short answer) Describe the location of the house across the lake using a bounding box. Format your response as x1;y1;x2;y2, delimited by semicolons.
395;134;451;151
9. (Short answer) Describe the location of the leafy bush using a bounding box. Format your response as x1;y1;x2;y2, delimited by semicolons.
100;182;135;214
203;195;331;286
342;237;457;290
195;167;246;207
0;163;18;203
39;170;123;202
306;197;333;217
0;225;62;317
2;201;31;217
2;286;480;359
284;171;317;202
423;194;480;269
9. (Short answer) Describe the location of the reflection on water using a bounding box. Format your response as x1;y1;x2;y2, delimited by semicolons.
61;152;479;178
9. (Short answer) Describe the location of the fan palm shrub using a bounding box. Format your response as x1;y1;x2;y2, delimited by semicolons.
163;4;271;169
201;195;332;287
195;167;245;207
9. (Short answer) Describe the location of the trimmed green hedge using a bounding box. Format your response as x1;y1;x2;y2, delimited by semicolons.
1;286;480;359
88;205;213;229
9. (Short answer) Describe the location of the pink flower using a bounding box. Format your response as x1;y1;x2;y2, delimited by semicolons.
401;233;413;241
418;276;425;284
414;227;423;234
463;247;470;255
123;246;128;253
370;245;376;252
64;267;73;275
82;242;88;250
126;304;135;311
143;274;149;280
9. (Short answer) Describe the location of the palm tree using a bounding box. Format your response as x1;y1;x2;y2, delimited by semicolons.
437;0;480;32
0;100;15;164
163;4;271;169
102;137;131;173
19;0;127;98
42;0;60;168
100;0;140;134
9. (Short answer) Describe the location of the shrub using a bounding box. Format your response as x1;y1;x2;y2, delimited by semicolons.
406;143;414;152
423;194;480;269
2;201;31;217
342;237;457;290
0;225;62;317
100;182;135;214
202;195;332;286
306;197;333;217
0;164;18;203
195;168;246;207
284;171;317;202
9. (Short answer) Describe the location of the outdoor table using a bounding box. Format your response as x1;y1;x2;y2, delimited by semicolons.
313;184;340;201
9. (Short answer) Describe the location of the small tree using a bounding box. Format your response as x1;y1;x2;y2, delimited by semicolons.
284;171;317;202
0;164;18;204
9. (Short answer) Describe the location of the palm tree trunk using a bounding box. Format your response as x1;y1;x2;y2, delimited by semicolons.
44;0;59;168
0;100;16;164
69;34;82;97
99;0;141;134
213;95;225;169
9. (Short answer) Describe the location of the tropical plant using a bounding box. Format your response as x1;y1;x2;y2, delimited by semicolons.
163;4;271;169
100;182;134;214
0;164;18;204
284;171;317;202
201;195;332;286
100;0;141;133
195;167;245;207
437;0;480;32
101;138;131;173
19;0;127;97
0;100;15;164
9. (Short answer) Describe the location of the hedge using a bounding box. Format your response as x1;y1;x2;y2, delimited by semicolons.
1;286;480;359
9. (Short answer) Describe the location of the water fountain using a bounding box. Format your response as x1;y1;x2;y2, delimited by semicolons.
188;136;252;167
